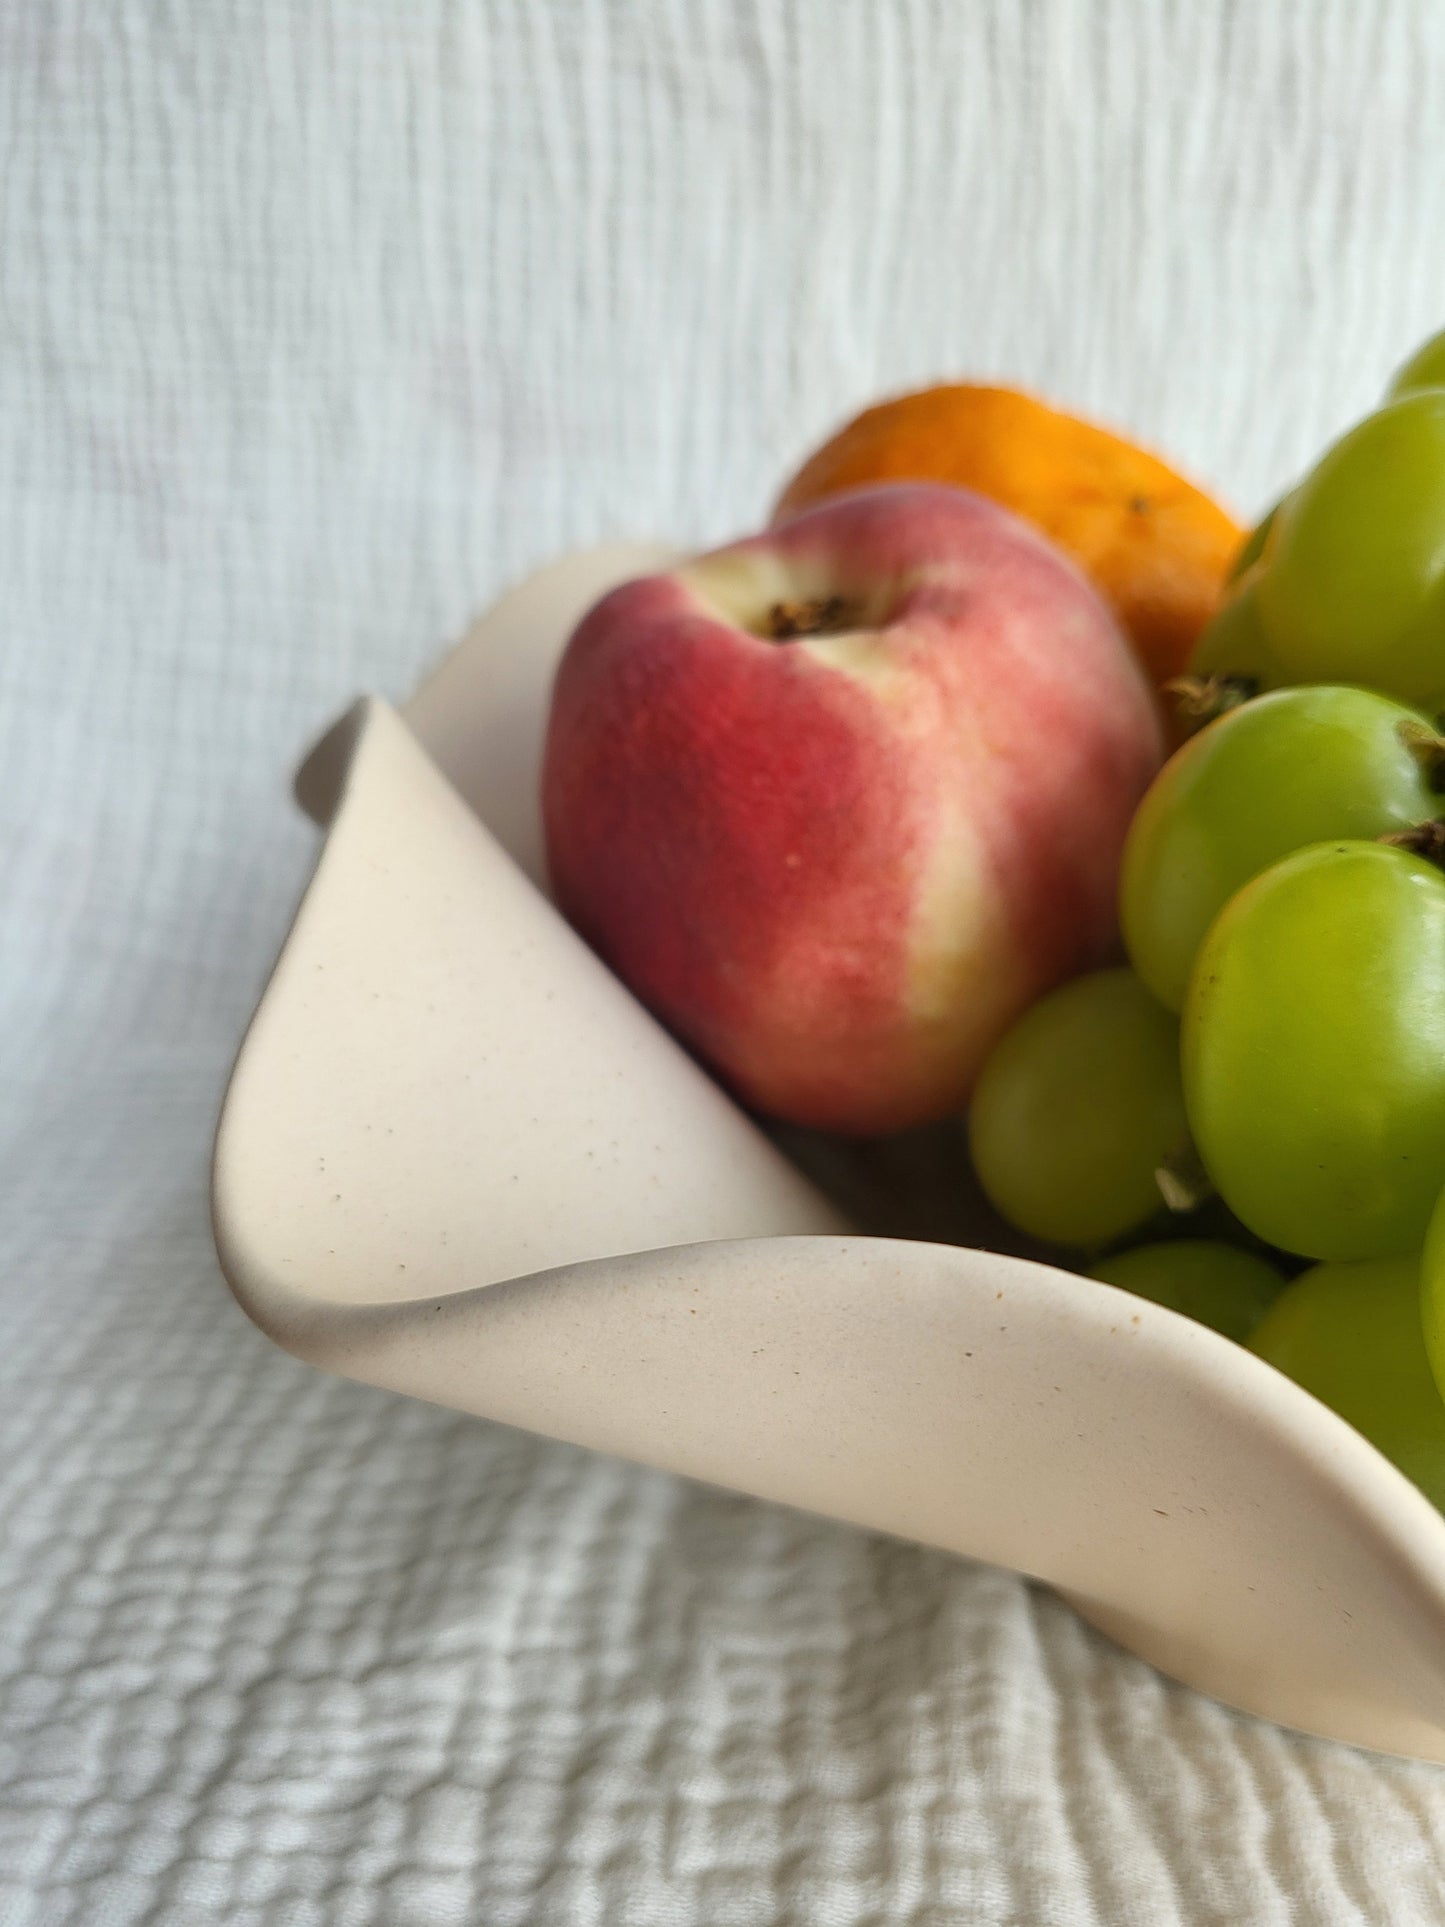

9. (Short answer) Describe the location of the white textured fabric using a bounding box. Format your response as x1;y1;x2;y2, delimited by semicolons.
5;3;1445;1921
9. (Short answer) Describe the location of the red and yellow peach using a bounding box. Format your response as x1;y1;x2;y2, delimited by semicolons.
543;483;1164;1133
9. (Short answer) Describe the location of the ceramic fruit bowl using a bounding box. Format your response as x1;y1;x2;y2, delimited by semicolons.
213;545;1445;1763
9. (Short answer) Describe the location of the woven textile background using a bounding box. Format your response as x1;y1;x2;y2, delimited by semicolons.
5;3;1445;1921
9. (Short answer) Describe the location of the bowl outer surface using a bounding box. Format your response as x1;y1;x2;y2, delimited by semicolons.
216;547;1445;1761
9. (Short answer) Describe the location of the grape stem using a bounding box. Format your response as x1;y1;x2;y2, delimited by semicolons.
1396;719;1445;794
1163;673;1260;734
1381;818;1445;867
1154;1139;1215;1214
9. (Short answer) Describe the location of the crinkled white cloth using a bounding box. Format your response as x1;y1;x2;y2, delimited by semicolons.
4;3;1445;1921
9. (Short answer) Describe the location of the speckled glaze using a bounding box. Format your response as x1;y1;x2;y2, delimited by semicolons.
215;545;1445;1761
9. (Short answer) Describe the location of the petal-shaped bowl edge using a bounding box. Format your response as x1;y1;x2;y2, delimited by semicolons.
214;545;1445;1762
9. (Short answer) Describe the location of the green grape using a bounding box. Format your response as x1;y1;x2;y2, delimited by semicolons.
1387;325;1445;400
968;968;1189;1248
1186;578;1281;694
1121;685;1442;1010
1183;840;1445;1261
1256;393;1445;708
1250;1256;1445;1510
1088;1240;1284;1343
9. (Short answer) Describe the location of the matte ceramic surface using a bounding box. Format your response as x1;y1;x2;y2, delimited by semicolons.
214;545;1445;1762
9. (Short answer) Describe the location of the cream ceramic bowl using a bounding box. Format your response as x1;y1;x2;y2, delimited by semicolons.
213;545;1445;1762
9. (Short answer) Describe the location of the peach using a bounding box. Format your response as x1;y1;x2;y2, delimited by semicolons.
543;484;1164;1134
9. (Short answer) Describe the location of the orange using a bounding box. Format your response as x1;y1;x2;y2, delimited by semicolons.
774;384;1243;687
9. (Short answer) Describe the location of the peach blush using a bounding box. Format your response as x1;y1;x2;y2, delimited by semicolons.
543;483;1164;1133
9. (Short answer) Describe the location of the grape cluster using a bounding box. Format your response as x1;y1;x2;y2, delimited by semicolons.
969;326;1445;1507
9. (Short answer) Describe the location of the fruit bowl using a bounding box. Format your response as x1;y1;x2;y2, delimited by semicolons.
212;545;1445;1763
